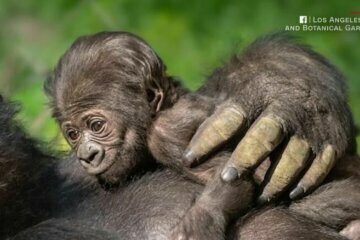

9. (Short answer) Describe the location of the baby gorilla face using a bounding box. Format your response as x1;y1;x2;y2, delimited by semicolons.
61;109;143;185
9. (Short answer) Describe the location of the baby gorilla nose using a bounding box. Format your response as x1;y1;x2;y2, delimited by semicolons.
84;146;99;163
77;142;104;168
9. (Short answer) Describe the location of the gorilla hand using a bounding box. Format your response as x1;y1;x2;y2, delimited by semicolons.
182;100;342;203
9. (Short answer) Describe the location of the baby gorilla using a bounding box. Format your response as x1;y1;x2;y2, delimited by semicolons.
46;32;359;239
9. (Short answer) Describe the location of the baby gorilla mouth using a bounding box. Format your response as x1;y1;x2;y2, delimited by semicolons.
77;142;117;175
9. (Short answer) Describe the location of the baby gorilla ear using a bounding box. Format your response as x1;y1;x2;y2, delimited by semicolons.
146;82;164;114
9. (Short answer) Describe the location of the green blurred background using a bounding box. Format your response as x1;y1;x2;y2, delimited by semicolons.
0;0;359;151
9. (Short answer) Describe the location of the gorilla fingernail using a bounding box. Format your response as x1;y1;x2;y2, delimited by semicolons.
221;167;238;183
257;194;271;206
289;186;305;200
182;150;197;167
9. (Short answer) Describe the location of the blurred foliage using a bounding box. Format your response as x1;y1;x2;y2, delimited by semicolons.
0;0;359;152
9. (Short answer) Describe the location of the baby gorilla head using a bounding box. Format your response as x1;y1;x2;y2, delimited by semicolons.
60;109;123;176
46;32;173;186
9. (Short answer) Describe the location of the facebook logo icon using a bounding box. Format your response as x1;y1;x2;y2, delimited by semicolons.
299;16;307;24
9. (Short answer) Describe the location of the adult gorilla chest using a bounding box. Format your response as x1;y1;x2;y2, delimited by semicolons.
53;169;202;239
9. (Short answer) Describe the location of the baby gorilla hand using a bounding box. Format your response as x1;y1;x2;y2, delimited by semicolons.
170;167;254;240
182;101;339;203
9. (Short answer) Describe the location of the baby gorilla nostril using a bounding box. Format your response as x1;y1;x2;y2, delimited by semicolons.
77;142;103;165
87;148;99;163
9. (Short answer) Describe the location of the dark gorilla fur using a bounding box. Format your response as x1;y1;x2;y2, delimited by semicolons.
1;97;358;240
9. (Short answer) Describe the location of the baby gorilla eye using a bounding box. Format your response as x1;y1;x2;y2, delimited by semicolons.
91;120;105;133
67;129;80;141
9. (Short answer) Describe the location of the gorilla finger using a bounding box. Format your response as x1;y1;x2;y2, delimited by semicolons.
221;116;284;183
258;137;311;204
289;145;336;200
182;104;246;167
